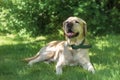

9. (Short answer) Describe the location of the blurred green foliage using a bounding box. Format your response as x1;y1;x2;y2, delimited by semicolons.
0;0;120;36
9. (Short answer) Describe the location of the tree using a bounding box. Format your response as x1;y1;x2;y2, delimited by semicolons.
0;0;119;36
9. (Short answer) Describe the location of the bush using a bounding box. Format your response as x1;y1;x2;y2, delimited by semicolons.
0;0;119;36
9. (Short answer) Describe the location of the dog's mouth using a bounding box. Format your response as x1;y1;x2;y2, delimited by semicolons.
66;31;79;38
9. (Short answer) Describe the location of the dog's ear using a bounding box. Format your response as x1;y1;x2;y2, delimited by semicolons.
62;21;66;29
62;21;66;38
82;20;87;37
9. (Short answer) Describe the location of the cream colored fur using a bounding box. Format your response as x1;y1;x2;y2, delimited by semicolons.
24;17;95;74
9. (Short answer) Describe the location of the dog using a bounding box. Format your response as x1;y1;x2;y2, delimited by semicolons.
24;17;95;74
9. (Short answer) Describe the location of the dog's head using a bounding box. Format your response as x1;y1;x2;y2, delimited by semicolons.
63;17;87;39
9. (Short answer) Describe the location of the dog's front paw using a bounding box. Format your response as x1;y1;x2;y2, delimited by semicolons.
88;66;95;74
83;63;95;74
56;69;62;75
56;67;63;75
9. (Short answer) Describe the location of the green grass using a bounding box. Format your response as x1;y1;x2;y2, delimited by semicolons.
0;34;120;80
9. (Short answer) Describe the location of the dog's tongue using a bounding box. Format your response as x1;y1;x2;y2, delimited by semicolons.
67;33;74;37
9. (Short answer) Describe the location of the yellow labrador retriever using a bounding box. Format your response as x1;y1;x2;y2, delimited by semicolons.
24;17;95;74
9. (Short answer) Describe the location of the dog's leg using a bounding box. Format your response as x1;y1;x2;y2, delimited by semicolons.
28;52;54;66
55;54;65;75
28;56;42;66
82;62;95;73
78;55;95;73
28;54;45;66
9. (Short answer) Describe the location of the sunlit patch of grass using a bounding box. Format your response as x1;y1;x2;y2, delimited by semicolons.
95;39;110;50
94;63;108;71
0;34;47;46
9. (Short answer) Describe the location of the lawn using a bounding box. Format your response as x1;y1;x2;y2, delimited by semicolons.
0;34;120;80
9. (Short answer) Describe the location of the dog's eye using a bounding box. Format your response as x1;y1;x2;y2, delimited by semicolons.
75;21;79;23
65;21;69;24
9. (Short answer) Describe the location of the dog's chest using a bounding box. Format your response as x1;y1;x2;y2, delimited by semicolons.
64;48;81;65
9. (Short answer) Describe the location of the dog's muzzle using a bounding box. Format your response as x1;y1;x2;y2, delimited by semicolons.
65;22;79;38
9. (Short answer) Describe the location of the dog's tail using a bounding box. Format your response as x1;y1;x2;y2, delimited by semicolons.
23;52;40;62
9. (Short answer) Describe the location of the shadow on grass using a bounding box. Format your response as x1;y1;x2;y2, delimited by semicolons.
0;34;66;80
90;35;120;64
89;35;120;79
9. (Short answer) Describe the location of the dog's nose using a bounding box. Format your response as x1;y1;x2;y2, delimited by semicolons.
66;22;73;29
